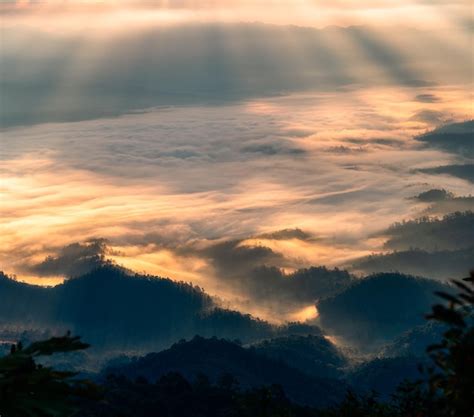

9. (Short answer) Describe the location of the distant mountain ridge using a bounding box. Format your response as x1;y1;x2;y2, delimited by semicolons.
414;120;474;183
0;266;320;352
1;266;457;353
317;272;451;350
416;120;474;157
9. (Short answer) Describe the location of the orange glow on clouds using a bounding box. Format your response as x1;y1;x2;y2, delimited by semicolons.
1;86;472;321
1;0;472;31
290;305;319;323
1;0;472;323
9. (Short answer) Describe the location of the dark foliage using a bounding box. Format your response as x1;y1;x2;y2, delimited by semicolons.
102;335;348;408
419;271;474;416
318;391;397;417
0;333;97;417
77;372;321;417
2;271;473;417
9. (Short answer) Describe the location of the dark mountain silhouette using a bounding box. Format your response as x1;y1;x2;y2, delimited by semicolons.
0;266;321;352
4;272;473;417
351;247;474;280
413;188;454;202
414;120;474;183
317;272;451;350
347;356;424;399
382;211;474;251
0;272;54;326
103;335;348;407
415;120;474;157
381;321;446;358
252;334;347;378
350;211;474;279
419;164;474;183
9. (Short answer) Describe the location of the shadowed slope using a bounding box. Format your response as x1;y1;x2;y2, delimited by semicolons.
317;272;450;350
0;266;320;352
104;335;348;407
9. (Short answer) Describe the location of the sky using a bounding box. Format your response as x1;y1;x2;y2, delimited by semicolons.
1;0;473;321
1;0;472;30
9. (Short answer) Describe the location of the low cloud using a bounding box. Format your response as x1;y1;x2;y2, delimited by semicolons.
198;239;285;279
245;266;353;306
22;233;354;317
173;232;354;309
410;110;447;125
27;239;109;278
255;228;314;241
424;196;474;216
241;143;305;156
410;188;474;215
414;93;441;103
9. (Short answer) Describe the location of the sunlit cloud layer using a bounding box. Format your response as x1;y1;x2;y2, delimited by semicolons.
1;85;472;319
1;5;472;321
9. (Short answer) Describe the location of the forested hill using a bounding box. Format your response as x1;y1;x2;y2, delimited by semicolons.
103;335;348;407
0;266;319;351
317;272;451;350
